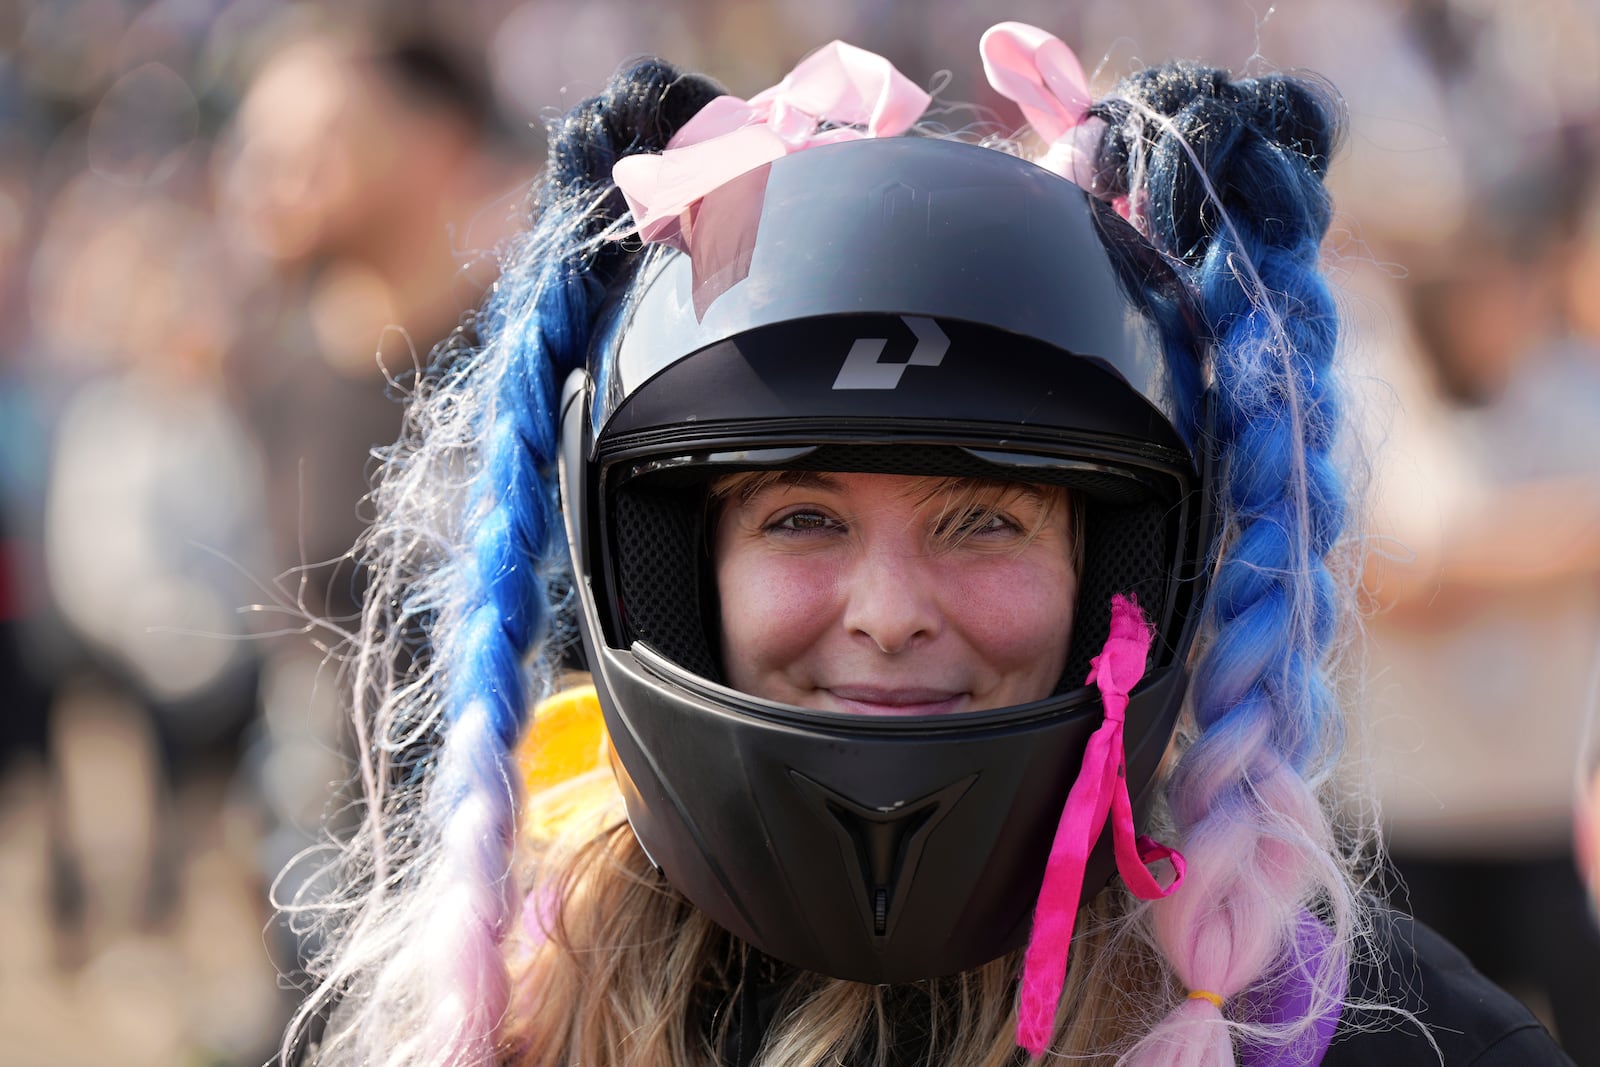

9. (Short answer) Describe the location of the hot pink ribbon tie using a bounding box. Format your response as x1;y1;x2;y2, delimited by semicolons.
1015;594;1186;1056
613;41;931;253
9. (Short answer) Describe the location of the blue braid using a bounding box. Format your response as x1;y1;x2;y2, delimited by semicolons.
447;260;582;745
448;60;725;738
1099;66;1347;783
404;57;724;1059
1097;65;1356;1064
1193;238;1344;772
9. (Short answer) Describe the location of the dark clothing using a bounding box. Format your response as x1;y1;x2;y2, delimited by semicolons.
720;910;1570;1066
1392;853;1600;1066
1324;910;1573;1066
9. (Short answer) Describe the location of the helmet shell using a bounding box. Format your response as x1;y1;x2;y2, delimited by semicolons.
558;136;1210;981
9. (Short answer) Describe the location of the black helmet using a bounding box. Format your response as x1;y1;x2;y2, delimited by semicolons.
558;135;1212;983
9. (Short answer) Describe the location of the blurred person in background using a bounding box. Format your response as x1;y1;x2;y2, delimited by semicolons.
1343;5;1600;1061
30;161;284;1060
218;10;524;627
213;6;527;998
1362;123;1600;1064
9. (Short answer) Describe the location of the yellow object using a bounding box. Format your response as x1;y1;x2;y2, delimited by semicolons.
515;684;620;842
518;684;607;790
1186;989;1225;1009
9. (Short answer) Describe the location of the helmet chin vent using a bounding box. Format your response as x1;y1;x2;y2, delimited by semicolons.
791;770;977;942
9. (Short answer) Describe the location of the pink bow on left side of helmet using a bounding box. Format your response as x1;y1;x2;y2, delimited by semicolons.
613;41;931;253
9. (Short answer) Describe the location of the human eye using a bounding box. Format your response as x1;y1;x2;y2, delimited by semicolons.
930;505;1020;550
768;508;844;535
951;508;1022;539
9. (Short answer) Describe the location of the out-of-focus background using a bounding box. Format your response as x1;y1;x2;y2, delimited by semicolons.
0;1;1597;1064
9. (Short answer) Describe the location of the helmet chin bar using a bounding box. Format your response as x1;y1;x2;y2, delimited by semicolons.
587;627;1190;983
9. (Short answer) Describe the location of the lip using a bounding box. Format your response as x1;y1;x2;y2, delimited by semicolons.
823;686;968;717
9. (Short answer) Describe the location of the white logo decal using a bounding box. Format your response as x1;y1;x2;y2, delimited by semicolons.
831;316;949;390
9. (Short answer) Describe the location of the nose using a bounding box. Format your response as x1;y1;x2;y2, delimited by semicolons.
840;542;943;654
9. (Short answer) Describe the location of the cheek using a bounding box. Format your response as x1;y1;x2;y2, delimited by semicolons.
715;549;838;683
952;557;1077;675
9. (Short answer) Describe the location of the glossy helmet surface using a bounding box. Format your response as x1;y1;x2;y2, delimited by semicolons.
558;135;1212;982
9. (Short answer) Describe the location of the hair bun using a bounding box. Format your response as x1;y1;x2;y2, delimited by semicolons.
1233;73;1341;177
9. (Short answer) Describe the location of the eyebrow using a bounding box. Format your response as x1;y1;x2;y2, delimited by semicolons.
765;471;843;490
722;469;844;504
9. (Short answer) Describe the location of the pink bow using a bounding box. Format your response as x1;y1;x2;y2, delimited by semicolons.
981;21;1124;217
613;41;930;253
981;22;1091;142
1015;594;1186;1057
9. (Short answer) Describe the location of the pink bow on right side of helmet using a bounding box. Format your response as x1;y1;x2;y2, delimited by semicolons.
980;21;1145;233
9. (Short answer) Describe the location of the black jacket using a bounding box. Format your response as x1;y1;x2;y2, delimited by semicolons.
1322;910;1572;1065
720;909;1572;1066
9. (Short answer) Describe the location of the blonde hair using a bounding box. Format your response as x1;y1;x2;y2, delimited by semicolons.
502;819;1175;1066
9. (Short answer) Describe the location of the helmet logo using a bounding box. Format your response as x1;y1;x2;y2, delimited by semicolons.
831;315;949;390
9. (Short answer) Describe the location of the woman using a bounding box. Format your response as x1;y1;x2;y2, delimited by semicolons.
281;23;1570;1066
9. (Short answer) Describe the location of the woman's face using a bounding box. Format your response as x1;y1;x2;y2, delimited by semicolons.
713;471;1078;716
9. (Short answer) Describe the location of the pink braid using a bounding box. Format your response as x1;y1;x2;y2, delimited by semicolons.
1124;762;1333;1066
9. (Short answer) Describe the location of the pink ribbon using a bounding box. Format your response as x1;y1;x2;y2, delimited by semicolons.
1015;594;1186;1056
981;22;1092;143
980;21;1149;232
980;22;1102;187
613;41;931;253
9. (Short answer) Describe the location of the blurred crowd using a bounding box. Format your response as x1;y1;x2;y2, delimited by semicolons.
0;1;1597;1064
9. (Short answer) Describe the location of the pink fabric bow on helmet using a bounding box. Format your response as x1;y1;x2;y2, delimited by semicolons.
981;21;1145;232
613;41;931;253
980;21;1098;185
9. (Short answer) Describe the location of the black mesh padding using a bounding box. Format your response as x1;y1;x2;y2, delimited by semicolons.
1060;499;1176;684
610;475;1180;693
612;489;720;680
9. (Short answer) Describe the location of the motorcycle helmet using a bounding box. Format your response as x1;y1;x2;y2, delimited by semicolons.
558;135;1212;983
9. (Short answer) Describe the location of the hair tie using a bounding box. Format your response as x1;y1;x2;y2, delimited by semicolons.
1188;989;1225;1010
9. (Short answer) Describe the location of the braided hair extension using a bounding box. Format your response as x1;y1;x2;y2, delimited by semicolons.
282;38;1375;1067
280;58;722;1067
1089;65;1364;1064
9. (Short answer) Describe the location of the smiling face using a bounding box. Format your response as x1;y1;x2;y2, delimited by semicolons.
712;471;1080;716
